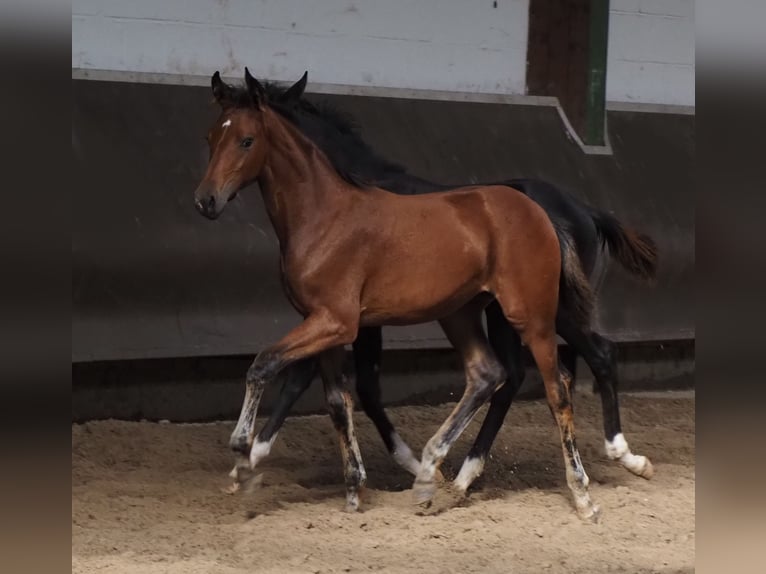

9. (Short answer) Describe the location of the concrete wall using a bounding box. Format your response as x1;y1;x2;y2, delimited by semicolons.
607;0;695;106
71;0;530;94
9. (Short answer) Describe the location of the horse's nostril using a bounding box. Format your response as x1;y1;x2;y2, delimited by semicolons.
194;195;218;218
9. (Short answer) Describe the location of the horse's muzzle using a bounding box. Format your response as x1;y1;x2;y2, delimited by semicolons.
195;195;219;220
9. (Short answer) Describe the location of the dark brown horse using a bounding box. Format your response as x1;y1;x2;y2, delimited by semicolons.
194;69;599;520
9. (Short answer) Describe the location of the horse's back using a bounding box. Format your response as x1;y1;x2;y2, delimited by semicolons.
444;184;558;242
369;183;558;255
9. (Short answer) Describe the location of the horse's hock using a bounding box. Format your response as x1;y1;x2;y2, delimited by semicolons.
72;79;694;420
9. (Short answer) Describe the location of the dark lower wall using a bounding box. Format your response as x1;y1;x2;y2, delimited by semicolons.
72;340;695;422
72;79;694;362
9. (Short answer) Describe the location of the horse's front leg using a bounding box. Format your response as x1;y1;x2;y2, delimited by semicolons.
319;347;367;512
228;358;317;485
228;309;360;469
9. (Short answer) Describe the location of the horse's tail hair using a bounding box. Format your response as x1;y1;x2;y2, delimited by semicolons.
552;218;595;330
590;209;658;281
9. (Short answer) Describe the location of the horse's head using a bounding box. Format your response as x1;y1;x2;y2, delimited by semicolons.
194;68;274;220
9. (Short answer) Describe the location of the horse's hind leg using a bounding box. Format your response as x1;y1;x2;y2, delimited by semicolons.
454;300;525;493
557;315;654;479
319;347;367;512
413;303;506;505
518;316;599;521
353;327;421;476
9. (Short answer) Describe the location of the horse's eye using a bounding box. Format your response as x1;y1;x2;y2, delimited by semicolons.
241;137;254;149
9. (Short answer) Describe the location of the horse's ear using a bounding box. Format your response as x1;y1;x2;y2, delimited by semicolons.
244;67;266;109
280;71;308;104
211;71;233;106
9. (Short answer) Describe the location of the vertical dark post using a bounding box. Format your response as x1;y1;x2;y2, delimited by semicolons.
527;1;591;143
585;0;609;146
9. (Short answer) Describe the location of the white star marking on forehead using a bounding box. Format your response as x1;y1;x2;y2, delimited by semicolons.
222;119;232;128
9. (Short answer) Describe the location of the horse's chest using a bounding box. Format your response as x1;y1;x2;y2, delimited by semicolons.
279;254;340;315
279;257;310;316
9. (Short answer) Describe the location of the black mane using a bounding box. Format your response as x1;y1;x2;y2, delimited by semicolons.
291;99;411;188
225;81;409;189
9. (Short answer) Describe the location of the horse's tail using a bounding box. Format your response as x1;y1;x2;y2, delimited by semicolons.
590;209;658;281
552;219;595;330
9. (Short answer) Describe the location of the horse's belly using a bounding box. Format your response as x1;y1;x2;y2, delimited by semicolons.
359;257;486;325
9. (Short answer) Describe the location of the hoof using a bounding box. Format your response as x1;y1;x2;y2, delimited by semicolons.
443;481;469;508
448;480;469;501
221;482;240;495
451;483;467;499
634;457;655;480
576;503;601;524
230;457;252;483
344;490;361;513
620;454;655;480
413;478;437;506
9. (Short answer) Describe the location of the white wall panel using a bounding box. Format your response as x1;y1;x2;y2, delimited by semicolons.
72;0;530;94
607;0;695;106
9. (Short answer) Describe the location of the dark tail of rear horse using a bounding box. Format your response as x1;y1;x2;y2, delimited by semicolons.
552;219;596;330
550;207;658;331
589;209;659;281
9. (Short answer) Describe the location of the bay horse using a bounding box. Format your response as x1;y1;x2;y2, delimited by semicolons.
194;69;599;520
212;72;658;495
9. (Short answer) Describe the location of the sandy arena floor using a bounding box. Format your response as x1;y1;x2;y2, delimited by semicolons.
72;391;694;573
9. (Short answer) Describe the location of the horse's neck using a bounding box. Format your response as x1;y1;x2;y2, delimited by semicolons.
257;109;351;247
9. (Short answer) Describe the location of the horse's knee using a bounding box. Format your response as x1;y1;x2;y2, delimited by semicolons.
246;350;281;383
488;360;507;387
325;388;349;421
469;358;506;400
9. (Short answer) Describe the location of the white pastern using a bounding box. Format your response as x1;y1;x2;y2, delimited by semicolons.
605;433;653;477
605;433;629;459
454;456;485;492
249;434;277;469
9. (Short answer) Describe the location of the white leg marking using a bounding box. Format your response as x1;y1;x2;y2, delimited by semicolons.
417;440;449;484
605;433;654;478
454;455;485;493
564;452;599;522
391;432;421;476
344;490;360;513
249;434;278;469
